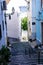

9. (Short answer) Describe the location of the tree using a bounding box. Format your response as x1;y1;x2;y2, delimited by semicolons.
21;17;28;30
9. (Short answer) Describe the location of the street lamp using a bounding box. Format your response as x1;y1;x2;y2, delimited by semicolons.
6;7;15;19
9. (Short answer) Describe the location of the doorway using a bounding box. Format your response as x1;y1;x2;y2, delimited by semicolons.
41;22;43;43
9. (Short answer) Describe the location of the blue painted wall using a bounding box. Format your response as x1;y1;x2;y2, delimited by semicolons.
36;0;43;44
36;20;41;42
36;10;43;44
36;0;41;44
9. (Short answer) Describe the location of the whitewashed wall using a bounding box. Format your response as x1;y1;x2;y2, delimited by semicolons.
7;12;21;39
28;0;36;34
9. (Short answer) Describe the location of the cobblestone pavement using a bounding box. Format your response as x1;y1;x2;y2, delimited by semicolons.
9;42;43;65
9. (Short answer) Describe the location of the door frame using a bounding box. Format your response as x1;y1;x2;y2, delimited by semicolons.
41;22;43;44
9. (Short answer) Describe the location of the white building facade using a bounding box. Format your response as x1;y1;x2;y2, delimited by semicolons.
0;0;7;48
6;11;21;40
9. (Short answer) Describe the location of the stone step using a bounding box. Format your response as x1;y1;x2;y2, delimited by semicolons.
9;42;43;65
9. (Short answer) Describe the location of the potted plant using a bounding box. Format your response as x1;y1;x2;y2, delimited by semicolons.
0;46;11;65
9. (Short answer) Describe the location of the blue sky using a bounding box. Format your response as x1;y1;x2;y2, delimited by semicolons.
7;0;27;13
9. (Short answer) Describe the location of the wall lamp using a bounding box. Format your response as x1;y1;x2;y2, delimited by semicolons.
6;7;15;20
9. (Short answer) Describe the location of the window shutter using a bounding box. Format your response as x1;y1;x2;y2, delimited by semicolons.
0;25;2;40
2;1;6;10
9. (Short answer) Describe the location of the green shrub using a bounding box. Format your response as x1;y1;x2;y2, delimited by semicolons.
21;17;28;30
0;46;11;65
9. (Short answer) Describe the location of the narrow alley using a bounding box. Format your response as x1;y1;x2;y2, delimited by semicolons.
0;0;43;65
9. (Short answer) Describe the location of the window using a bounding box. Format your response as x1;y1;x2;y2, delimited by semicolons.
4;13;7;25
2;1;6;10
4;13;7;31
41;0;43;8
32;22;36;25
2;21;4;30
0;25;2;40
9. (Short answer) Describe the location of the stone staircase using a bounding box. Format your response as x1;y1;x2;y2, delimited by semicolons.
8;42;43;65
